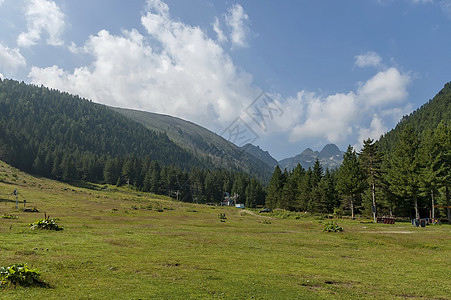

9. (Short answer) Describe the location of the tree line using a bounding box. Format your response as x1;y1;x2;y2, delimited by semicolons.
265;123;450;222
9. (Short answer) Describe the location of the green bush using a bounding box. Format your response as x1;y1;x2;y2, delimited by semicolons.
218;213;227;220
29;214;63;231
0;263;42;286
323;221;343;232
2;214;18;219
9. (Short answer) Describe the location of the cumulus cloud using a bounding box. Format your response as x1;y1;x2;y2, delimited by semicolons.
355;51;383;68
355;115;387;150
17;0;65;47
358;67;410;106
225;4;250;48
289;92;358;143
29;1;257;130
0;43;26;75
284;66;411;145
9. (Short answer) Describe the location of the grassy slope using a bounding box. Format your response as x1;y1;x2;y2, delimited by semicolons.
0;161;450;299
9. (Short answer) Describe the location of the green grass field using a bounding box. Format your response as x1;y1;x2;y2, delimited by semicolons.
1;161;450;299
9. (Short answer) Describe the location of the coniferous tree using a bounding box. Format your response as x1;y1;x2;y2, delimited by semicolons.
359;138;383;222
385;126;422;219
418;129;439;219
337;145;366;219
266;166;284;209
297;168;312;211
430;122;451;222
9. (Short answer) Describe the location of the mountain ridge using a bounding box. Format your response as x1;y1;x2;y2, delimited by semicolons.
278;144;344;170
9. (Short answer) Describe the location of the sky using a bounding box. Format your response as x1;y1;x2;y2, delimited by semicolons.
0;0;450;160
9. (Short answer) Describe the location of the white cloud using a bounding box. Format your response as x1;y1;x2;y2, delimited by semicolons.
284;66;411;145
289;91;358;143
0;43;26;75
29;1;257;130
0;0;5;6
225;4;250;48
213;17;227;43
358;67;410;106
355;51;383;68
355;115;387;150
17;0;65;47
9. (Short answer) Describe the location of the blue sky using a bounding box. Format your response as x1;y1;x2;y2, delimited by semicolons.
0;0;450;160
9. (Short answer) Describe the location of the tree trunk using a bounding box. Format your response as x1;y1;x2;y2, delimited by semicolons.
446;185;450;224
413;193;420;220
372;181;377;223
431;189;435;220
350;196;355;220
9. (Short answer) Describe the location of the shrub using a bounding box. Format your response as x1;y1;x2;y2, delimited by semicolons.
29;214;63;231
323;221;343;232
0;263;42;286
218;213;227;220
2;214;18;219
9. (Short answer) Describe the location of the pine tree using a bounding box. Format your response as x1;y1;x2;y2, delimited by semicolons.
430;122;451;222
418;129;439;219
386;126;421;220
266;166;285;209
337;145;366;219
359;138;383;222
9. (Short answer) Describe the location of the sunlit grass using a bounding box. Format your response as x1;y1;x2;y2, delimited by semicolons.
0;161;450;299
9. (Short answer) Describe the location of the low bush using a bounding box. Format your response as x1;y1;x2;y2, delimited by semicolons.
218;213;227;220
0;263;42;287
2;214;18;219
323;221;343;232
29;214;63;231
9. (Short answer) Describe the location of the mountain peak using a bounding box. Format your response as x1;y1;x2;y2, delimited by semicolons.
320;144;342;158
279;144;344;170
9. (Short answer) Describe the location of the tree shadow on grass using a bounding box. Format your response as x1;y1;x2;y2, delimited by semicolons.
66;180;104;191
0;198;25;204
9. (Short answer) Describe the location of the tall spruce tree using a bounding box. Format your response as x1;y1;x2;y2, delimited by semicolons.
359;138;383;223
386;126;421;220
418;129;439;219
337;145;366;219
430;122;451;222
266;166;285;209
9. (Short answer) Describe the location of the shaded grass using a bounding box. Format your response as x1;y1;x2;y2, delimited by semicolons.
0;161;450;299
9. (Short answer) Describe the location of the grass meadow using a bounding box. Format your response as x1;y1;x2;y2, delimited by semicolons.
0;161;450;299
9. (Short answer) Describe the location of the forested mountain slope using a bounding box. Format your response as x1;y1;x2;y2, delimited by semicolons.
378;82;451;152
0;79;204;179
112;107;274;180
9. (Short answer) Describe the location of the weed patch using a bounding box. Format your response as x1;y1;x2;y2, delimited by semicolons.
2;213;18;219
29;214;64;231
0;263;44;287
323;221;343;232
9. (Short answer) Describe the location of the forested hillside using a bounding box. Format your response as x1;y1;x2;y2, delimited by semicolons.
377;82;451;152
112;107;274;180
0;79;203;176
0;79;266;206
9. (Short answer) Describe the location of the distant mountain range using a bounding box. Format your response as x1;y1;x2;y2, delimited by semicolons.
278;144;344;170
